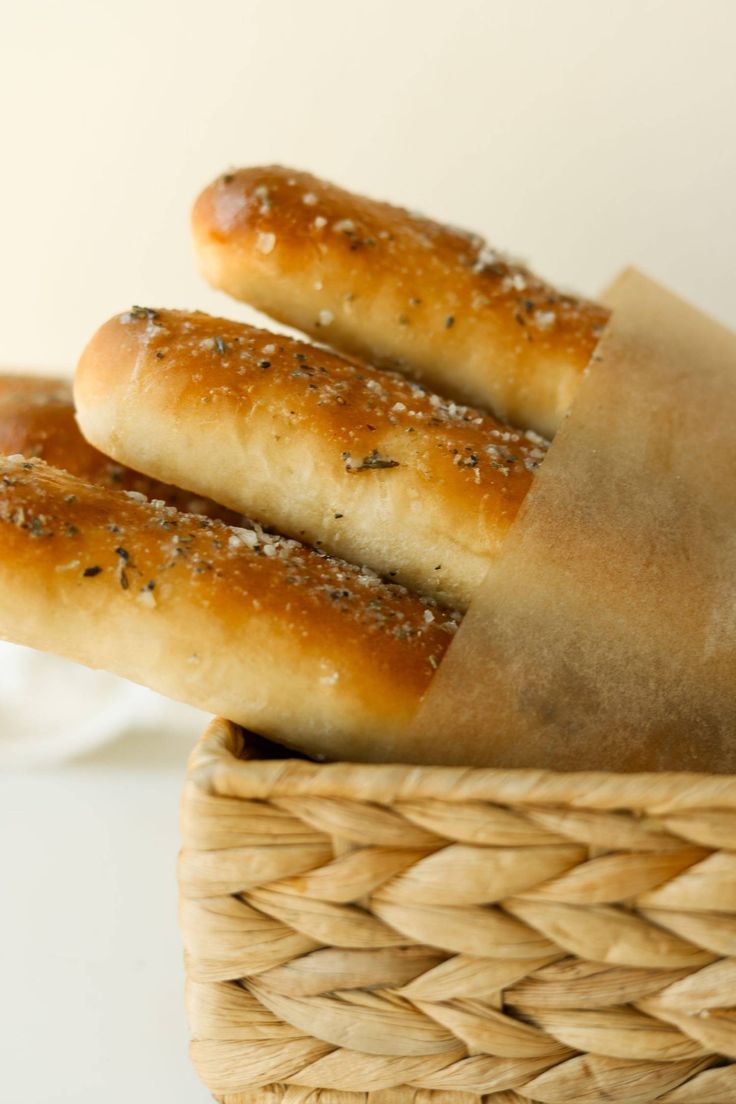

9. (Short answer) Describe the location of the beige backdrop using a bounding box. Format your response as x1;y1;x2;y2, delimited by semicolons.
1;0;735;379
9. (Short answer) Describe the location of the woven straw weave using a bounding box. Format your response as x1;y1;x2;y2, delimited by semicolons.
179;717;736;1103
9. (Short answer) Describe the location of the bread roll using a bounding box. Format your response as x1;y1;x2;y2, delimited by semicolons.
192;165;609;437
75;309;546;609
0;373;240;524
0;456;459;761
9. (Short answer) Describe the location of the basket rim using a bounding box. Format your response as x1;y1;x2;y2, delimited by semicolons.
188;717;736;814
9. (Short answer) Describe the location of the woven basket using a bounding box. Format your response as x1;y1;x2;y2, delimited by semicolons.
179;717;736;1104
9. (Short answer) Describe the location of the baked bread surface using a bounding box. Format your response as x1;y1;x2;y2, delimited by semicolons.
0;456;458;760
192;165;609;436
75;309;546;608
0;373;240;523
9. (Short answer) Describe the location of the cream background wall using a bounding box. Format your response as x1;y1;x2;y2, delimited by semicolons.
1;0;735;380
1;2;734;1102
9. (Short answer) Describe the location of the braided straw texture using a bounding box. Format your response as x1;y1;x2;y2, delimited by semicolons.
180;718;736;1103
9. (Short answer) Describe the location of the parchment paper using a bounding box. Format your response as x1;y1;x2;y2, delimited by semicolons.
408;269;736;771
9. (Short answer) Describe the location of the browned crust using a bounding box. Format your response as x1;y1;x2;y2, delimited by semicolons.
192;165;609;436
0;373;241;524
0;457;458;760
75;309;546;608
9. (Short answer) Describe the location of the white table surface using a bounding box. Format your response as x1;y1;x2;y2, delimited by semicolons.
1;725;211;1103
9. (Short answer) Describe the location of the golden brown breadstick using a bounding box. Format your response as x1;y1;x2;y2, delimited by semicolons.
0;373;241;524
192;165;609;436
75;308;547;609
0;457;459;761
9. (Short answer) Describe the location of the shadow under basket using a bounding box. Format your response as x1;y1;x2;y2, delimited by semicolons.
179;717;736;1104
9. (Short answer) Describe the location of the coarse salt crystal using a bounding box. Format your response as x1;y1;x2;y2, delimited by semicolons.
423;609;435;624
302;192;318;205
254;186;270;212
124;490;148;504
525;429;547;446
333;219;355;233
262;344;276;355
534;309;556;331
318;309;333;326
314;279;323;291
230;527;259;548
314;216;327;229
472;242;502;273
256;231;276;255
391;402;406;413
55;560;81;573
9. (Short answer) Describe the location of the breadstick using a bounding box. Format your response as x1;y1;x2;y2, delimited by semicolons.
75;309;547;609
0;457;459;762
0;373;240;524
192;165;609;436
